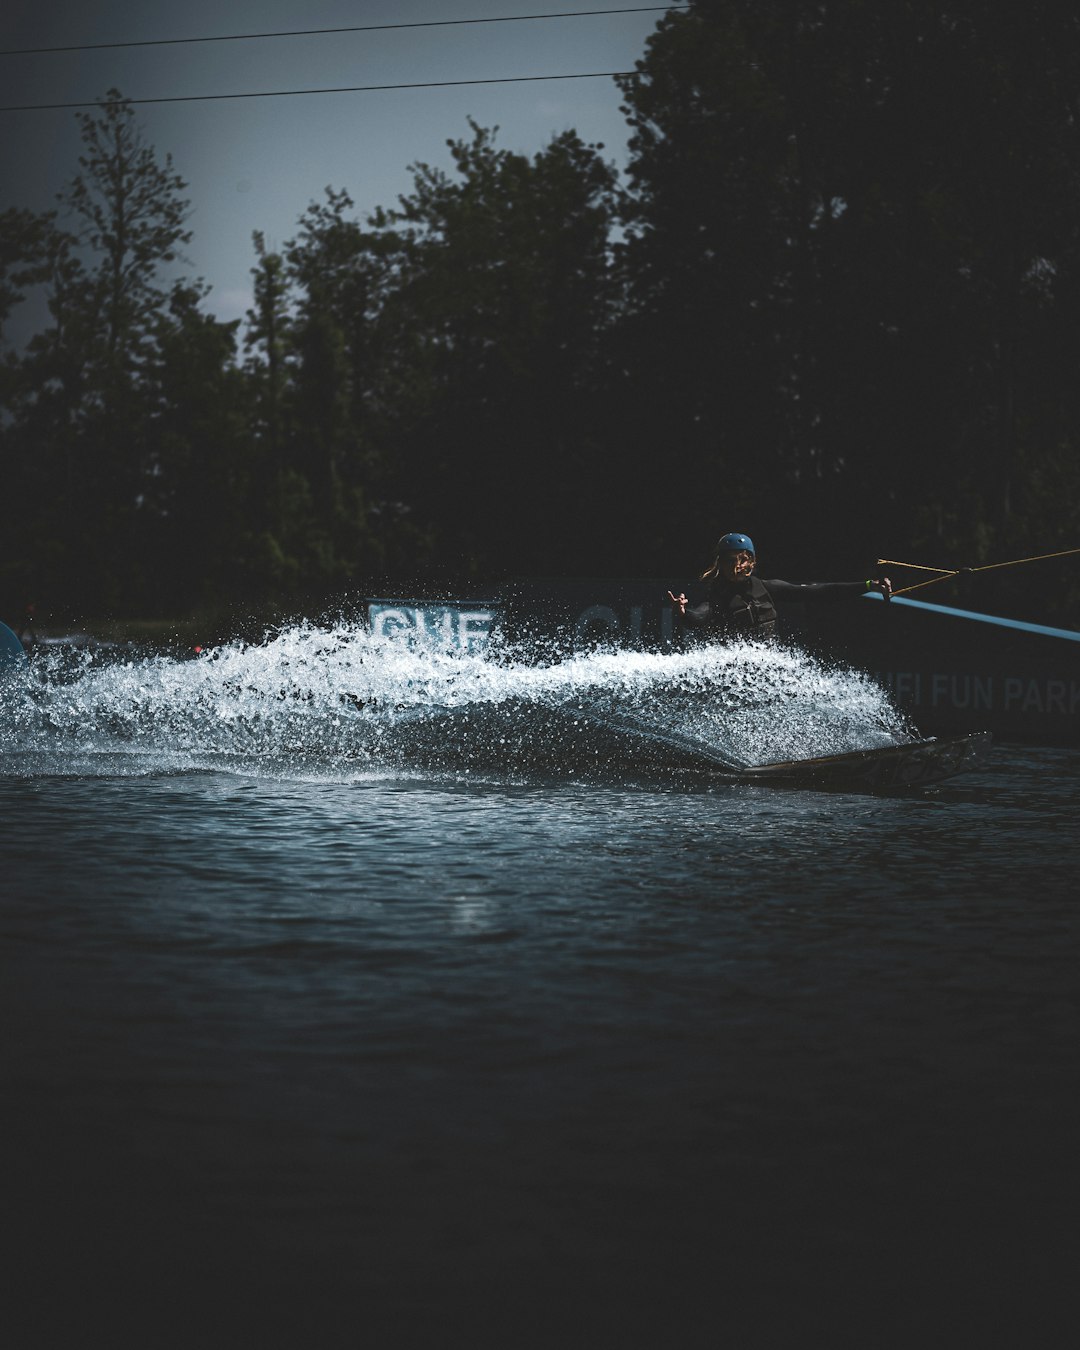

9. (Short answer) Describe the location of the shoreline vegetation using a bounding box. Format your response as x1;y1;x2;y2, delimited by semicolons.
5;3;1080;631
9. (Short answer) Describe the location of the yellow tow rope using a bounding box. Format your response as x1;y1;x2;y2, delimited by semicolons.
878;547;1080;597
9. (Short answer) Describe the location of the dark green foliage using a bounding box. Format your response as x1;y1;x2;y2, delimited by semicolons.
615;2;1080;586
59;90;192;366
139;282;253;611
362;121;620;579
4;5;1080;628
2;91;199;616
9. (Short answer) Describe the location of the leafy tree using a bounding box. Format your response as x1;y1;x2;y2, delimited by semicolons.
244;231;290;462
366;121;620;579
41;88;197;609
2;90;251;617
612;4;793;571
0;208;60;346
241;224;364;602
0;211;92;613
283;190;386;587
138;281;252;612
59;88;192;367
615;2;1080;586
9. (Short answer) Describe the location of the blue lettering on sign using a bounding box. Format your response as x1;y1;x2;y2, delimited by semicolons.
366;602;496;654
880;669;1080;718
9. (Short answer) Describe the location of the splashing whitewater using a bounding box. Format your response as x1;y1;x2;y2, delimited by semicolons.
0;622;915;781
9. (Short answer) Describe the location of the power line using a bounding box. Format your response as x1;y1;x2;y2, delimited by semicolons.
0;70;640;115
0;7;689;57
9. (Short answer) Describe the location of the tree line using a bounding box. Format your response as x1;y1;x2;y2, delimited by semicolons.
3;0;1079;629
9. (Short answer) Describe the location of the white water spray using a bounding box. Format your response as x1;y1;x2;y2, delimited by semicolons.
0;622;914;780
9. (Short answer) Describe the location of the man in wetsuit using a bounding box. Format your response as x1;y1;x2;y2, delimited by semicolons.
668;532;891;641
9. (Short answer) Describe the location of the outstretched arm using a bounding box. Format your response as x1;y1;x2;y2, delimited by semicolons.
760;577;891;603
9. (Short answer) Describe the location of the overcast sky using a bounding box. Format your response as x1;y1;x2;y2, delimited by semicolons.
2;2;675;330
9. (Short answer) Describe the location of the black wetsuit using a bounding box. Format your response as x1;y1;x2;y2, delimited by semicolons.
679;577;867;641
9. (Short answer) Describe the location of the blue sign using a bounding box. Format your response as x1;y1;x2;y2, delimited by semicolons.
366;601;498;654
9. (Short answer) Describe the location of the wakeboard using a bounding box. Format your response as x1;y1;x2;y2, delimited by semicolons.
336;691;991;791
739;731;992;791
569;705;992;790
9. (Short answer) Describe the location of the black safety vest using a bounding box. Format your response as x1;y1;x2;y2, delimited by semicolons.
707;577;778;638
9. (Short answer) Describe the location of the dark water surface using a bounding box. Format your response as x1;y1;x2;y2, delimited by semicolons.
2;636;1078;1345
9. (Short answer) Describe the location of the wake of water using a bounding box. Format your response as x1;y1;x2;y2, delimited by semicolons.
0;623;915;781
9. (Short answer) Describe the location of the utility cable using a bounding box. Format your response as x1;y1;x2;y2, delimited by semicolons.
0;7;689;57
0;70;638;114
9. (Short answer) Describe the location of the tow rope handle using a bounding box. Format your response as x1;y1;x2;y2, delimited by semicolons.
878;547;1080;597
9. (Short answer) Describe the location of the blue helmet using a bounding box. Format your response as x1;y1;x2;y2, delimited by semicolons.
716;532;755;555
